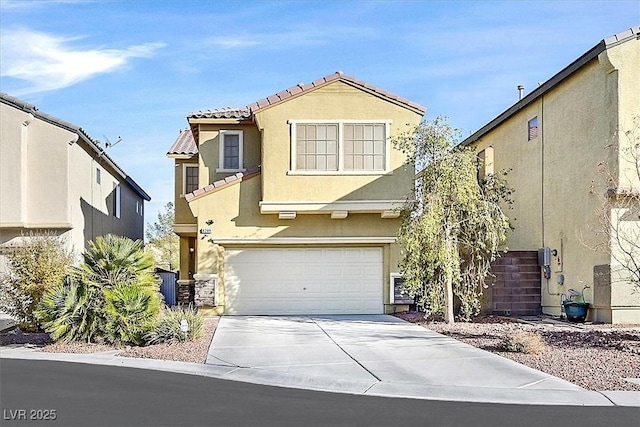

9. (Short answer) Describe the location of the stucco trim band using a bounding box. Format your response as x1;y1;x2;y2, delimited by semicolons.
259;200;406;214
0;222;74;229
212;237;397;245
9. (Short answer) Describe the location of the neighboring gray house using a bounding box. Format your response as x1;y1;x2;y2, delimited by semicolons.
0;93;151;266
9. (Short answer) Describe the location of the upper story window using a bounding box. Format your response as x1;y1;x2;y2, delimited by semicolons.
528;116;539;141
114;184;121;219
296;124;338;171
183;164;199;195
343;123;386;171
218;130;244;172
96;168;101;184
290;120;391;174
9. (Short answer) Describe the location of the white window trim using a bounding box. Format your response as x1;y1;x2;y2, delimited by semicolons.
182;163;199;197
217;130;244;173
289;120;392;174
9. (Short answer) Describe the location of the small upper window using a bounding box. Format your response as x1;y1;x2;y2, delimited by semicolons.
184;165;199;195
218;130;244;172
528;116;539;141
96;168;101;184
114;184;121;219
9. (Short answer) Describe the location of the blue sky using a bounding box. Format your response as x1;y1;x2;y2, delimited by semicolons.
1;0;638;230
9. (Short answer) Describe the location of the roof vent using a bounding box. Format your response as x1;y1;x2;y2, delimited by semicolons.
517;85;524;101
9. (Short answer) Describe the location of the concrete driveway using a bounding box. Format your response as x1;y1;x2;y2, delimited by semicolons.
206;315;618;405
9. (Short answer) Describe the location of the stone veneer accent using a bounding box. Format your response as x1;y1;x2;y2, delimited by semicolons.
177;280;194;305
193;274;218;307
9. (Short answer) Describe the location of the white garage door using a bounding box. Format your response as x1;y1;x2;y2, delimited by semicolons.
224;247;383;315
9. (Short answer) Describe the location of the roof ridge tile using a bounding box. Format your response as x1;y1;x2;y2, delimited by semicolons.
185;71;426;120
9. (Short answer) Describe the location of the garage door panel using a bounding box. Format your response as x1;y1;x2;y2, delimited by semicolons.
224;248;383;315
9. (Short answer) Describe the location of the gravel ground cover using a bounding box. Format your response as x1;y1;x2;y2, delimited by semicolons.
33;317;219;364
4;314;639;392
394;312;640;392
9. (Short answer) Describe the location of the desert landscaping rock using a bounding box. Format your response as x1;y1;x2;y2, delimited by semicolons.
395;313;640;392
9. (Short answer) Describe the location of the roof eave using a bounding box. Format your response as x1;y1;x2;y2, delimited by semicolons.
459;40;607;147
460;26;640;147
167;153;196;159
188;117;253;125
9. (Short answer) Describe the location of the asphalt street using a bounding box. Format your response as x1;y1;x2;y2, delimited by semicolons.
1;359;636;427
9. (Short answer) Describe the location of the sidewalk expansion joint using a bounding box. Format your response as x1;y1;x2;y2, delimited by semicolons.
309;316;382;383
206;354;241;367
596;391;619;406
517;377;552;389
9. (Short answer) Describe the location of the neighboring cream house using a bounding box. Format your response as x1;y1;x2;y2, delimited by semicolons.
461;27;640;323
0;93;151;266
167;72;425;315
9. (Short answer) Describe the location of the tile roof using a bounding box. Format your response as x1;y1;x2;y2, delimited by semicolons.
185;166;261;202
187;71;426;120
167;128;197;156
0;92;151;201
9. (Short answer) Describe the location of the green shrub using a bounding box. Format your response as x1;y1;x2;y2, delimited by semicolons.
80;234;159;289
104;283;162;346
37;234;163;344
146;305;204;345
498;331;546;354
37;275;106;343
0;233;73;331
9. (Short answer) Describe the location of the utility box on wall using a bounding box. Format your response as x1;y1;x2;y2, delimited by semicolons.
538;247;551;266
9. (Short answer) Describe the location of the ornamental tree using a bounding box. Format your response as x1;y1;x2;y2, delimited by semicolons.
393;117;513;323
145;202;179;271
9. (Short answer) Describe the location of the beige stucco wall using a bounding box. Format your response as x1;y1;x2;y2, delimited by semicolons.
255;81;419;203
605;40;640;323
181;81;423;313
472;39;640;323
1;102;145;268
173;157;199;226
0;104;70;228
198;124;261;185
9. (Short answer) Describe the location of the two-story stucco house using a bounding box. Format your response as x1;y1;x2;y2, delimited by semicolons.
461;27;640;324
0;93;151;267
167;72;425;315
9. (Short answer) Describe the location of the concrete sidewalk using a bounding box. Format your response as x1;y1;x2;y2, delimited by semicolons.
1;315;638;407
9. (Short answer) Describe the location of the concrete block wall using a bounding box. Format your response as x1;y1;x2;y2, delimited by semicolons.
484;251;542;316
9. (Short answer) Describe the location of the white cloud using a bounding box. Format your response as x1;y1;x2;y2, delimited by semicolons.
210;36;262;49
0;28;165;94
207;25;376;51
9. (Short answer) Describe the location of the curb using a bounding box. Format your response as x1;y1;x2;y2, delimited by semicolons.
1;348;638;407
